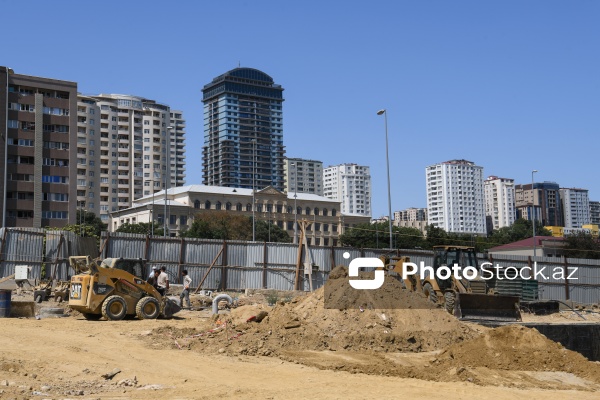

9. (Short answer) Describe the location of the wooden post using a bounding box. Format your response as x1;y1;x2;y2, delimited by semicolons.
178;237;185;284
563;256;570;301
144;235;151;263
99;232;110;259
51;234;65;281
294;223;305;291
221;240;228;291
262;241;268;289
194;245;224;293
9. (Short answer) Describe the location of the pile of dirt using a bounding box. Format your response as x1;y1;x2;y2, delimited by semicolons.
149;266;476;356
427;325;600;383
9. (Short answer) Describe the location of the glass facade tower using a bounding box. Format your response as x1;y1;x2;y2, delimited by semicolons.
202;68;285;191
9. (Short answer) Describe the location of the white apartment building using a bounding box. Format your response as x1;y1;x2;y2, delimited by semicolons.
484;176;516;230
590;200;600;225
560;188;591;228
284;158;323;195
426;159;486;234
76;94;185;222
323;163;371;217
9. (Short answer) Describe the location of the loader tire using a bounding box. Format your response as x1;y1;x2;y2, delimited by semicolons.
102;295;127;321
444;291;456;314
423;283;438;304
136;297;160;320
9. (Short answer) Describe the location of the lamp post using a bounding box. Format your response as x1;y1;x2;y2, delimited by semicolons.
163;126;173;237
252;139;256;242
532;169;538;260
291;162;298;244
377;109;393;250
151;180;155;236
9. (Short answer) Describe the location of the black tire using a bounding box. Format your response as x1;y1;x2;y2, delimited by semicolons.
136;297;160;320
423;282;438;304
444;291;456;315
82;313;102;321
101;295;127;321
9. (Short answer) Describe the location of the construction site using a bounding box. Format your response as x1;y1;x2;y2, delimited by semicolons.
1;228;600;399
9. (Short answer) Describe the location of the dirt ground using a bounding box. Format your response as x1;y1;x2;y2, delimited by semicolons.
1;269;599;399
0;313;599;400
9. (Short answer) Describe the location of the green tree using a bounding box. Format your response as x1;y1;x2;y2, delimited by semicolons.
116;222;163;236
563;232;600;259
76;210;107;238
254;220;291;243
339;223;425;249
488;218;551;246
424;224;448;249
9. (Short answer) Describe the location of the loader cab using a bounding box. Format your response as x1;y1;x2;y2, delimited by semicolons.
101;258;145;279
432;246;478;289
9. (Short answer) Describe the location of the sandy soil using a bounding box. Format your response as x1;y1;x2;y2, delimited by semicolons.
0;311;598;400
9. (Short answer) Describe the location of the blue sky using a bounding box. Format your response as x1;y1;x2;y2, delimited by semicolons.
2;1;599;218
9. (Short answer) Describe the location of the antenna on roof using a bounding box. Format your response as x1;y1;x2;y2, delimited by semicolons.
238;61;241;67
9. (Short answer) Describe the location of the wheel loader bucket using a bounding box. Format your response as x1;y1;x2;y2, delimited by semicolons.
162;296;182;318
454;293;521;322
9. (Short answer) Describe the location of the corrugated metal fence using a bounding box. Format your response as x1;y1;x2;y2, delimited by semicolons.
1;228;598;305
0;228;98;281
100;232;600;305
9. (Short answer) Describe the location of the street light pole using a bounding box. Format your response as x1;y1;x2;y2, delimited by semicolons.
164;126;173;237
151;180;155;236
532;169;538;260
377;109;393;250
252;139;257;241
291;162;298;244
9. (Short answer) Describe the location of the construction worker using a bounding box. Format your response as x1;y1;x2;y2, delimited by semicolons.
180;270;192;309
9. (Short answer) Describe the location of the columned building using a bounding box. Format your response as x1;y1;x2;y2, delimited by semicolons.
202;68;285;191
1;66;77;228
426;159;486;234
109;185;370;246
484;176;516;231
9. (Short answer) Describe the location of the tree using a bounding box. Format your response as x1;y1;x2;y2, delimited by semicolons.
339;223;425;249
116;222;163;236
563;232;600;259
76;210;107;238
488;218;551;247
254;220;291;243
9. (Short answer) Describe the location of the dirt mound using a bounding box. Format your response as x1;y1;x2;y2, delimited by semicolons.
429;325;600;382
324;266;435;310
149;273;476;357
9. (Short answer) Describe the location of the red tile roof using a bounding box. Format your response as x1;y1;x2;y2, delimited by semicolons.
489;236;564;252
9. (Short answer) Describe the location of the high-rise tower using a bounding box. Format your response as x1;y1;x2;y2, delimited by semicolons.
202;68;285;191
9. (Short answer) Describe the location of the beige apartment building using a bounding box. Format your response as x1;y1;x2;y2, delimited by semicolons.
110;185;370;246
76;94;186;223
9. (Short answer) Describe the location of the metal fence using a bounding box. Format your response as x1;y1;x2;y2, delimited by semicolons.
0;228;98;281
1;228;599;305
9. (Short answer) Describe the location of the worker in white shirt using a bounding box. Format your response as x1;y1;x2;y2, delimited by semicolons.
180;269;192;309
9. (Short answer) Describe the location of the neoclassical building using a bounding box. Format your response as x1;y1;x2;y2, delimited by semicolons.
109;184;370;246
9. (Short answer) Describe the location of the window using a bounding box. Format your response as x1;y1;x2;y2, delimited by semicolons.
205;201;211;209
332;209;337;217
246;203;252;212
236;203;242;211
194;200;200;209
226;202;232;211
169;215;177;224
180;215;188;225
216;202;222;210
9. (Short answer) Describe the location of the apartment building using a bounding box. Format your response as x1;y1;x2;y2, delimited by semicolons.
560;188;590;229
426;159;486;234
590;201;600;225
394;207;427;222
284;158;323;195
1;66;77;228
202;68;285;191
76;94;186;222
483;176;516;231
515;182;563;227
323;164;372;217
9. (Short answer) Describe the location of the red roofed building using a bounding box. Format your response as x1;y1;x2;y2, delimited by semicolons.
489;236;566;258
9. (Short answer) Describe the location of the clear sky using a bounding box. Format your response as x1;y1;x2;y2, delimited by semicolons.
2;0;599;218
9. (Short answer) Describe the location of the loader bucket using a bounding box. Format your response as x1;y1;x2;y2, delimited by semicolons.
162;296;182;318
455;293;521;322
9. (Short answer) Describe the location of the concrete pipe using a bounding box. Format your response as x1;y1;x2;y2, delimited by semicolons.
212;294;233;315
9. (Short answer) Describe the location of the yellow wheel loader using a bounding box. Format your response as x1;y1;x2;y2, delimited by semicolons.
382;246;521;322
68;256;180;321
